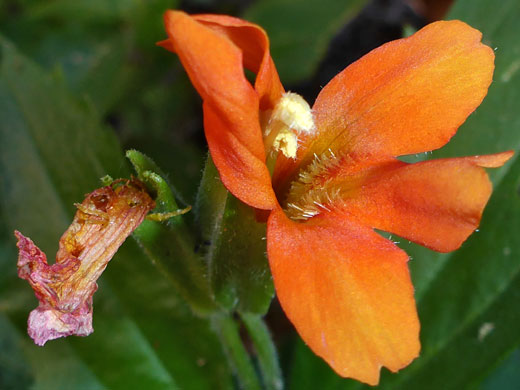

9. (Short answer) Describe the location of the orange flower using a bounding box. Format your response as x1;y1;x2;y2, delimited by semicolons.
160;11;512;385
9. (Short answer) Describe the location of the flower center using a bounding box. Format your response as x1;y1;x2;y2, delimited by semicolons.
262;92;315;160
284;150;344;220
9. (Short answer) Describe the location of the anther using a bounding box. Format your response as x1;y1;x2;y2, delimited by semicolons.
262;92;316;160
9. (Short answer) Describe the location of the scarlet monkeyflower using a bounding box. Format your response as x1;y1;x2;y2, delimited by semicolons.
159;11;513;385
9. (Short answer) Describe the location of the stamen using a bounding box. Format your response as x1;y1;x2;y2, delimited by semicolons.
269;92;315;135
284;150;344;221
262;92;316;160
273;128;298;158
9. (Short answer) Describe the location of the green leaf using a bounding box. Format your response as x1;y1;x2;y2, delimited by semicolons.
0;38;232;389
195;157;274;314
32;31;131;116
0;314;107;390
0;37;125;251
480;348;520;390
27;0;141;24
244;0;367;84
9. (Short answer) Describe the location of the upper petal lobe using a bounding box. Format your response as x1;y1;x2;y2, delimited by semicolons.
204;102;277;209
274;20;495;187
190;14;284;109
162;11;277;209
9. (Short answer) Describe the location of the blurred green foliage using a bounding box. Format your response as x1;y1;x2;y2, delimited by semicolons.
1;0;519;389
244;0;366;84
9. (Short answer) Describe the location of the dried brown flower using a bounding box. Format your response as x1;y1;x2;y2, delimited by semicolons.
15;179;155;345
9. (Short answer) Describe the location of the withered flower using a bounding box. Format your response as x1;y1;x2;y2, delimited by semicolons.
15;179;155;346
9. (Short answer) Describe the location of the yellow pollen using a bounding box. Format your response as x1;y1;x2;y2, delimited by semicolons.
262;92;315;160
273;128;298;158
270;92;315;135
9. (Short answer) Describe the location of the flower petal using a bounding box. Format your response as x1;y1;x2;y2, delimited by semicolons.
204;102;276;208
461;150;514;168
162;11;276;209
191;14;284;110
315;19;494;156
275;20;495;187
339;156;506;252
267;207;420;385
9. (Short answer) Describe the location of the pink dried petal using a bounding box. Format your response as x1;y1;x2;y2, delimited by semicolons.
27;301;93;346
16;180;155;346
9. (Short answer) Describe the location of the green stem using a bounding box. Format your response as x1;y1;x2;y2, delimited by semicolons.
212;314;262;390
133;220;217;315
241;313;283;390
127;149;217;314
195;155;274;314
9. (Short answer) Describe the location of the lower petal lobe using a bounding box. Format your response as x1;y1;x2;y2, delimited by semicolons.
267;207;420;385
